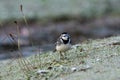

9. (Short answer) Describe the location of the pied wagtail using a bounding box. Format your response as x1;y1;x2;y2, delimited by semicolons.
55;32;72;59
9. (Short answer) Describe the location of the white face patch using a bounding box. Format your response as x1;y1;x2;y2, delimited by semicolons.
61;34;69;40
62;36;68;40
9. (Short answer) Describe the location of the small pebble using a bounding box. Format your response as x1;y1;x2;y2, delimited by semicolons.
37;70;49;74
71;67;77;72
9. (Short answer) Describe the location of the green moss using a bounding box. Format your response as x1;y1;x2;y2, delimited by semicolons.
0;36;120;80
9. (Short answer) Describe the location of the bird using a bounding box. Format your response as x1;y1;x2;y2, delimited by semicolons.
55;32;72;59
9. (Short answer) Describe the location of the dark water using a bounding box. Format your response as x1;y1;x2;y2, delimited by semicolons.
0;44;54;60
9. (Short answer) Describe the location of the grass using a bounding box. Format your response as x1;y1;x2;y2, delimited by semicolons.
0;36;120;80
1;0;120;79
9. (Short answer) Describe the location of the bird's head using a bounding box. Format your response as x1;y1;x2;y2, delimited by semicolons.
60;32;71;44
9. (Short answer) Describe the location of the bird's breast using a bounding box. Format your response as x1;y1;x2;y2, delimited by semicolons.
56;44;71;52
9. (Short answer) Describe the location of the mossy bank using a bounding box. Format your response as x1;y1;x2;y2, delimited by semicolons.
0;36;120;80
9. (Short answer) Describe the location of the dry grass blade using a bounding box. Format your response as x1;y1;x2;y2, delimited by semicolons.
14;21;20;50
20;4;23;12
20;4;33;46
13;21;34;73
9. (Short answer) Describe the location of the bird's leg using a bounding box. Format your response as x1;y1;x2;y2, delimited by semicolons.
59;52;65;59
64;52;67;59
59;52;62;60
61;52;68;60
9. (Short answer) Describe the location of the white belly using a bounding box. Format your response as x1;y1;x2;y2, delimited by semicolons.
56;44;71;52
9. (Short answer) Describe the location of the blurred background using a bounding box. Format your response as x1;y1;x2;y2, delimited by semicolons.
0;0;120;60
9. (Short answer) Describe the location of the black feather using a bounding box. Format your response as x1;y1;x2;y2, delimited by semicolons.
62;32;68;34
62;39;69;44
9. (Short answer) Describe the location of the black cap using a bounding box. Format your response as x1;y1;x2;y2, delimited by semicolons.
62;32;68;34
